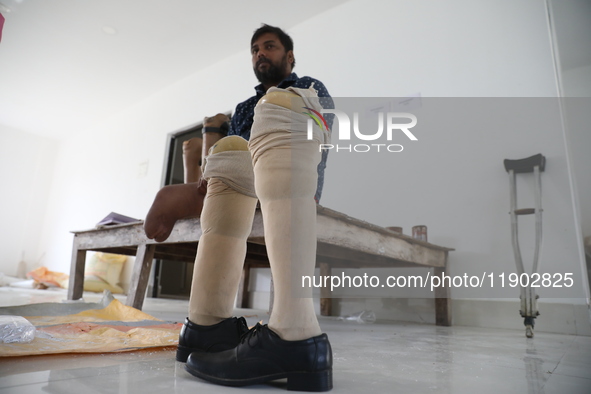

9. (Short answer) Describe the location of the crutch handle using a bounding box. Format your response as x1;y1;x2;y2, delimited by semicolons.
504;154;546;173
515;208;536;215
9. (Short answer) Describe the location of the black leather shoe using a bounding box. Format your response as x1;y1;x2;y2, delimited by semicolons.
185;323;333;392
176;317;249;362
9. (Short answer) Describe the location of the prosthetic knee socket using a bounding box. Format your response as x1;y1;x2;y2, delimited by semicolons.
203;135;256;198
249;86;327;200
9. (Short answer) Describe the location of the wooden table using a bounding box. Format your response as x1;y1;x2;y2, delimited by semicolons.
68;206;454;326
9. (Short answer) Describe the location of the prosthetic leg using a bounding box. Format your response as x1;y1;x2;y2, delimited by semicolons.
504;154;546;338
185;87;333;391
188;136;257;325
249;88;323;341
176;136;256;362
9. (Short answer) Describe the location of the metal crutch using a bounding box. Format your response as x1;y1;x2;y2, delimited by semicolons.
503;153;546;338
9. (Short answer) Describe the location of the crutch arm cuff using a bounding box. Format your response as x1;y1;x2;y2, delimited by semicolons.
504;153;546;173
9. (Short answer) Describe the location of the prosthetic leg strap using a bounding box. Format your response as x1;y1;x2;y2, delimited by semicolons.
202;151;256;198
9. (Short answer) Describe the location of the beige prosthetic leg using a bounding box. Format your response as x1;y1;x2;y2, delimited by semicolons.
188;136;257;326
249;86;328;341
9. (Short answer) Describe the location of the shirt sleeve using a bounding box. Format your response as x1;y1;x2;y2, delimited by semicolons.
309;79;335;131
299;77;333;203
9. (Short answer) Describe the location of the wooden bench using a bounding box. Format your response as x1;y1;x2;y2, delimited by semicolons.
67;206;454;326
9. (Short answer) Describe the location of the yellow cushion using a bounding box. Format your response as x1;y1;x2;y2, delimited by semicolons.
83;275;124;294
84;252;126;287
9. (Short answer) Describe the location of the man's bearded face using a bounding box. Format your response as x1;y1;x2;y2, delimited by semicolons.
254;53;289;86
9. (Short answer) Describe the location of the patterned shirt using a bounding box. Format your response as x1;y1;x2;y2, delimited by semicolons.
206;72;333;202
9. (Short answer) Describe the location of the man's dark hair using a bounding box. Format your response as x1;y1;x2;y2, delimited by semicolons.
251;24;295;69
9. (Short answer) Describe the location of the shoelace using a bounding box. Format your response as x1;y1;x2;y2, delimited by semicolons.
236;317;249;336
240;322;265;346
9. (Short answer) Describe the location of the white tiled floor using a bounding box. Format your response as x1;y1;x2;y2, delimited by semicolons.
0;287;590;393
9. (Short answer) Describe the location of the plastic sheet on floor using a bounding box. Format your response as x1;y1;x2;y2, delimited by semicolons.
0;291;182;357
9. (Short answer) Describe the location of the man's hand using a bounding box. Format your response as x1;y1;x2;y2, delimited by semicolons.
204;113;230;128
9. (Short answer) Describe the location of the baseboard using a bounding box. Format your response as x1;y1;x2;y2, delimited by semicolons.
452;298;591;336
248;291;591;336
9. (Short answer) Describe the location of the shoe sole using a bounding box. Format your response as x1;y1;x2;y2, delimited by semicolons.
176;345;203;363
185;363;333;392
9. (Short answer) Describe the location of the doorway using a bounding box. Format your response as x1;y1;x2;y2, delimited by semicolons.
152;123;203;299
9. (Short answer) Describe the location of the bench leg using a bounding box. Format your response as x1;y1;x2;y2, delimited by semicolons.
320;262;332;316
434;259;452;326
126;244;156;310
67;238;86;301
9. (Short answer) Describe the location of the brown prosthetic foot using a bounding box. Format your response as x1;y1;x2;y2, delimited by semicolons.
144;183;205;242
183;137;203;184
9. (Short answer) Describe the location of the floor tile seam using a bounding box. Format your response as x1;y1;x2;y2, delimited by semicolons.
0;383;41;392
541;370;591;391
546;348;569;378
0;371;121;389
0;361;155;389
0;371;54;388
0;363;183;391
546;370;591;380
0;378;57;391
461;361;553;375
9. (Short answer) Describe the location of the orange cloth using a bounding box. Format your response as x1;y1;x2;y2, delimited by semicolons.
26;267;69;288
0;299;182;357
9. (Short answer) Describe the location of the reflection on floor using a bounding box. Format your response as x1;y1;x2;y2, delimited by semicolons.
0;287;590;394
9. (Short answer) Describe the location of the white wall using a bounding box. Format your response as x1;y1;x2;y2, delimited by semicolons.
293;0;557;98
0;125;58;276
37;50;257;273
6;0;589;333
291;0;588;319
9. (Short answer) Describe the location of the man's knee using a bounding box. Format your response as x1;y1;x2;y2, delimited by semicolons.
203;136;256;198
258;90;305;111
210;136;248;155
